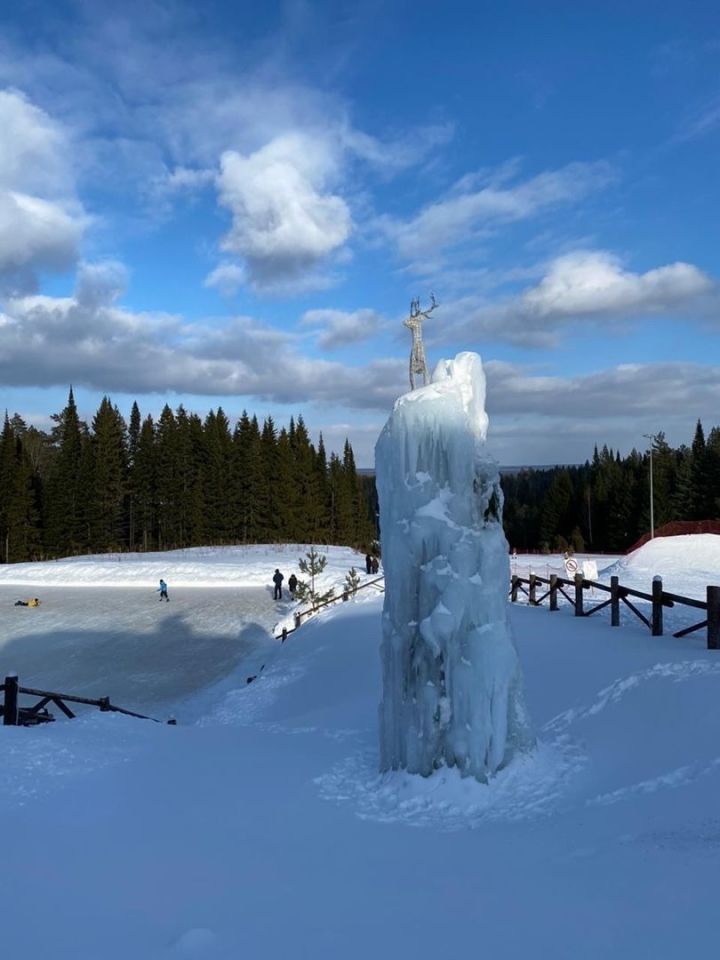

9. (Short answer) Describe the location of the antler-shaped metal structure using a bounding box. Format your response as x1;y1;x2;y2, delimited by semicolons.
403;293;438;390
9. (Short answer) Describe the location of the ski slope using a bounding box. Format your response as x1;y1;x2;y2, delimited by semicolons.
1;538;719;958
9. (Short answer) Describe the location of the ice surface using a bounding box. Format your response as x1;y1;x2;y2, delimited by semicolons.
375;352;532;780
0;585;275;712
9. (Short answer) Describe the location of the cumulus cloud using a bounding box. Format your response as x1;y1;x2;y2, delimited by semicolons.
0;276;402;410
301;308;383;349
444;250;719;347
214;133;352;293
380;161;614;267
519;251;714;319
0;89;84;292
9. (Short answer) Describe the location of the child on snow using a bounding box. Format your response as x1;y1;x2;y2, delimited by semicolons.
157;579;169;602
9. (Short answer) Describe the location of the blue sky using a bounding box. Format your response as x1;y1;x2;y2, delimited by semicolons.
0;0;718;466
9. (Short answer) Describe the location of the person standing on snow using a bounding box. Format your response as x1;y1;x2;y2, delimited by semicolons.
272;569;284;600
158;579;169;602
288;573;298;599
365;553;373;574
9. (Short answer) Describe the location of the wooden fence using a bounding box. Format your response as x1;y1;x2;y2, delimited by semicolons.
510;573;720;650
0;674;177;727
275;575;385;642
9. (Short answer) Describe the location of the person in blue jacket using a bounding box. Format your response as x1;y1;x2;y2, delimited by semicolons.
158;579;169;602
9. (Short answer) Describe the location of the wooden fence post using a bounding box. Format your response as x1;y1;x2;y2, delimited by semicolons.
652;576;664;637
574;573;584;617
281;628;287;643
294;612;301;629
529;574;537;606
611;576;620;627
708;586;720;650
511;575;519;602
3;674;18;726
549;575;558;612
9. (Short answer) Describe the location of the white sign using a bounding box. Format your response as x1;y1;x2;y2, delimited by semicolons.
583;560;598;581
564;556;579;576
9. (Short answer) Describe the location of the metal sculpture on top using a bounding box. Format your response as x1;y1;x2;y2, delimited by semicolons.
403;293;438;390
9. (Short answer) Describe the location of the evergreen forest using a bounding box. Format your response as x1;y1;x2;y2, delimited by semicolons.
502;421;720;553
3;391;719;563
0;389;377;563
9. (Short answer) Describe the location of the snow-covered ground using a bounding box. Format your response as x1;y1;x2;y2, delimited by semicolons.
1;537;719;958
0;543;367;588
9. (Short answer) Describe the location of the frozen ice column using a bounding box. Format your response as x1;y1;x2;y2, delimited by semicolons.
376;352;532;780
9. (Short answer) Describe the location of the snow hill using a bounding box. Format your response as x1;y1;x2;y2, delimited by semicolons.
1;540;719;958
602;533;720;600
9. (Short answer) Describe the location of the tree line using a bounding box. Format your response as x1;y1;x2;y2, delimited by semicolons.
0;389;377;563
502;420;720;553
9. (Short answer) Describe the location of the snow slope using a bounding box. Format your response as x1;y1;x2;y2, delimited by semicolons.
0;543;367;588
1;544;719;958
602;533;720;600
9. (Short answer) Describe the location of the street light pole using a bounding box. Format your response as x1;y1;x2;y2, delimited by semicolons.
643;433;657;540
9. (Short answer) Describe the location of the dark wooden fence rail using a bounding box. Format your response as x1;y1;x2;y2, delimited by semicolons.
510;573;720;651
1;674;177;727
275;575;385;642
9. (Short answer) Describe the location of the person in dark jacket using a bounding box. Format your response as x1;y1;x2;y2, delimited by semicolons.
273;569;284;600
365;553;372;574
288;573;298;599
371;556;380;575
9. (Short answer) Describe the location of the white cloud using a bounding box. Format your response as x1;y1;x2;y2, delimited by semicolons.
215;133;352;293
380;161;614;266
0;89;84;292
0;274;402;410
444;250;719;347
520;251;714;318
301;308;383;349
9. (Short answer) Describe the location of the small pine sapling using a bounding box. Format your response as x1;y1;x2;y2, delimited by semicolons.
344;566;361;597
295;547;335;610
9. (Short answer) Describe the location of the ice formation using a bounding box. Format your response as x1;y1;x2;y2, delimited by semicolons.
376;352;532;780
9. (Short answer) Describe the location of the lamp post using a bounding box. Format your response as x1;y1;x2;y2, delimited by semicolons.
643;433;658;540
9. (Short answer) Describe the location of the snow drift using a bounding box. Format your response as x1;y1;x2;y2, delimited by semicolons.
375;352;532;780
601;533;720;601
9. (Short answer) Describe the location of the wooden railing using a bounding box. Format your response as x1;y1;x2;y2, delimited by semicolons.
509;573;720;650
1;674;177;727
275;575;385;641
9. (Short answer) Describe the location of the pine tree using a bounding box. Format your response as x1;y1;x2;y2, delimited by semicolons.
706;427;720;519
274;427;297;540
127;401;142;549
0;415;40;562
133;415;157;550
87;397;128;549
344;566;361;596
313;433;330;543
259;417;278;540
155;405;183;549
44;388;86;556
295;547;334;608
690;419;710;519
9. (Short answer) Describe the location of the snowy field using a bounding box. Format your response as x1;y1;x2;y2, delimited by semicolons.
1;536;719;958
